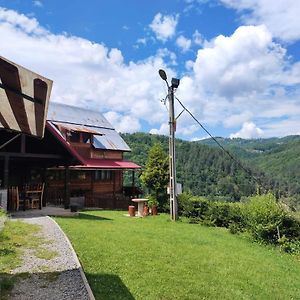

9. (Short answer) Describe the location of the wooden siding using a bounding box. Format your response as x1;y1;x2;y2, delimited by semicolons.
45;169;127;208
91;149;123;160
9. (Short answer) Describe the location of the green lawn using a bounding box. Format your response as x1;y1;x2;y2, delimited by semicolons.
55;211;300;300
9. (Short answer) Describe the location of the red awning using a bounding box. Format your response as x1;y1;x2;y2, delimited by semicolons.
70;158;141;170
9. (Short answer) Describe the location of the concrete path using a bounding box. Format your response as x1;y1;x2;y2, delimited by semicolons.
8;216;95;300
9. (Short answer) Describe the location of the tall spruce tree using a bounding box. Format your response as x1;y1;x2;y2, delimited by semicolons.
140;143;169;205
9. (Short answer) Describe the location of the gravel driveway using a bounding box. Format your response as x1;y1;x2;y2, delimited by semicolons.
9;216;93;300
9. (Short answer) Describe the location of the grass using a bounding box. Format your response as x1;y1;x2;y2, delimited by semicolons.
55;210;300;300
0;220;58;299
0;221;42;273
34;248;59;260
0;221;42;299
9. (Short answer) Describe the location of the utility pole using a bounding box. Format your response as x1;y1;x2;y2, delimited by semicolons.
159;70;180;221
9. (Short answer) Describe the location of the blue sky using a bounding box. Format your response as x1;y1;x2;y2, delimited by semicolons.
0;0;299;140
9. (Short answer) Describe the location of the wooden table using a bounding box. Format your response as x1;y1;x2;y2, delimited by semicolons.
131;198;148;217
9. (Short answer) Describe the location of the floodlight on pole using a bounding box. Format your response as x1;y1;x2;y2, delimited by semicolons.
158;69;180;221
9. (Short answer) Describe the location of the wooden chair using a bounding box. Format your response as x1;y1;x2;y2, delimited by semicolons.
31;183;45;209
9;186;29;211
8;186;18;211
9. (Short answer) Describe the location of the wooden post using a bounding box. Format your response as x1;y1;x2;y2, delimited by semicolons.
3;155;9;188
131;170;135;197
90;170;94;207
64;166;70;209
112;171;116;208
41;167;46;208
21;134;26;153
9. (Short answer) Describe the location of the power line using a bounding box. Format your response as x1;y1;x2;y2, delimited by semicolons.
174;96;265;189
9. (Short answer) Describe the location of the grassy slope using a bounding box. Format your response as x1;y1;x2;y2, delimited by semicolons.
55;211;300;300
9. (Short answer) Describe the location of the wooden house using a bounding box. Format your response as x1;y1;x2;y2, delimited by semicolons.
45;102;141;209
0;102;141;211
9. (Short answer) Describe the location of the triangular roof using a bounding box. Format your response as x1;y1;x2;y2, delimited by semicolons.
47;102;131;152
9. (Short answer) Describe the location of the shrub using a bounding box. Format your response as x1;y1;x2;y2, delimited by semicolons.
178;193;245;231
278;236;300;254
179;192;300;250
243;193;300;244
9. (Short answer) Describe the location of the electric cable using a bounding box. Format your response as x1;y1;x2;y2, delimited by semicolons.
174;96;266;189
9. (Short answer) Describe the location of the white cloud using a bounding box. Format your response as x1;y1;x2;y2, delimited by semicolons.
0;7;172;134
1;8;299;139
33;0;43;7
0;8;46;35
223;112;253;127
176;35;191;52
156;48;177;65
193;25;286;98
149;13;179;42
230;122;263;139
150;123;169;136
262;118;300;137
177;25;300;139
193;30;204;46
190;136;209;142
104;111;141;133
136;38;146;45
220;0;300;42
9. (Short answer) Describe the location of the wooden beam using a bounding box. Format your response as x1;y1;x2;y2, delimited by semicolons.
0;152;64;159
0;133;21;150
21;134;26;153
90;170;94;207
132;170;135;198
64;166;70;209
3;155;9;188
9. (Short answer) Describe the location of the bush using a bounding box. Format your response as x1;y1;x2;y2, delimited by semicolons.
244;193;300;244
178;193;245;231
278;236;300;254
178;192;300;250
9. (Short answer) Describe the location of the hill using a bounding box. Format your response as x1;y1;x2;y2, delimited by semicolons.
199;135;300;196
122;132;289;201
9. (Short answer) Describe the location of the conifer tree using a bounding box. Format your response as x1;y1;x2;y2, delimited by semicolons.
140;143;169;203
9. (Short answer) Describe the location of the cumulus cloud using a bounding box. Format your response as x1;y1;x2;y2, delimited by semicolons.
104;111;141;133
33;0;43;7
176;35;191;52
136;38;147;46
230;122;263;139
149;13;179;42
150;123;169;136
193;30;204;46
220;0;300;42
193;25;286;98
0;7;172;133
177;24;300;138
0;8;299;139
156;48;177;66
0;8;46;35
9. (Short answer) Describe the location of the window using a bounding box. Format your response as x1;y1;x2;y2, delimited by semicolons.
47;170;63;181
95;170;113;181
82;132;92;144
70;171;86;180
69;131;80;143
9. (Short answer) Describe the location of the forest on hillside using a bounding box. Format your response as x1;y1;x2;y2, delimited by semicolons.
122;133;299;203
199;135;300;197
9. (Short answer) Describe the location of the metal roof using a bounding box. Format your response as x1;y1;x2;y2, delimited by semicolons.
47;102;131;151
70;158;141;170
53;122;103;135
